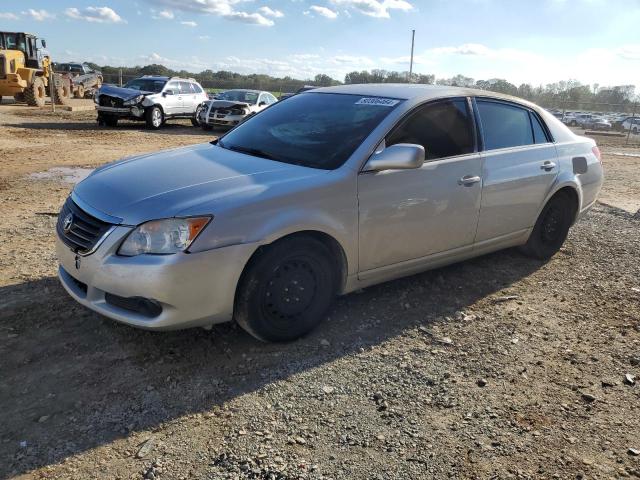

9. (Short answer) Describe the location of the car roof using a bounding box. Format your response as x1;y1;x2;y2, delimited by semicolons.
310;83;536;107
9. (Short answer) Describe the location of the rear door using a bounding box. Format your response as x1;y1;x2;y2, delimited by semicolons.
474;98;558;242
358;98;483;271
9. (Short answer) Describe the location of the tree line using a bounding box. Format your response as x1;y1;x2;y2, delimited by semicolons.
89;62;638;111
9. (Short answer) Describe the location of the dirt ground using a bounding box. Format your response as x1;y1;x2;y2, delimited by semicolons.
0;103;639;480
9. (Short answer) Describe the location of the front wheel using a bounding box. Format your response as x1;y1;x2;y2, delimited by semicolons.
145;106;163;129
235;237;338;342
520;192;573;260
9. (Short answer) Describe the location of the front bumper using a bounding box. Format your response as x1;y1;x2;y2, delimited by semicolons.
96;105;145;118
204;112;245;127
56;227;259;330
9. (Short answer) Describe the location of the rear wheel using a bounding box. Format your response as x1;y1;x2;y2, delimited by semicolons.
74;84;85;99
145;106;163;129
235;237;338;342
520;192;573;260
192;104;203;127
55;78;72;105
24;77;46;107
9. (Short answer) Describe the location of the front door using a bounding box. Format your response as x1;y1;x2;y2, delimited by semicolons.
358;98;483;272
163;81;181;116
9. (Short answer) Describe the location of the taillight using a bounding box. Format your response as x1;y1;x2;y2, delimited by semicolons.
592;145;602;164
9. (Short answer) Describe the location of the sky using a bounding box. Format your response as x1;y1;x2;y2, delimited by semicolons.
2;0;640;90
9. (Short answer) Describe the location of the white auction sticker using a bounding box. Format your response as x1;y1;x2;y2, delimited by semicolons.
355;97;400;107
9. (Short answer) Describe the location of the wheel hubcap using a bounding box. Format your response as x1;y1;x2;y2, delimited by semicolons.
153;110;161;126
541;206;562;243
262;259;317;320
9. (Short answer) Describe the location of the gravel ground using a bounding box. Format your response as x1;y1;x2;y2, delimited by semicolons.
0;104;639;480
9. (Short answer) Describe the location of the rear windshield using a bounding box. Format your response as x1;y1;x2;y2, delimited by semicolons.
124;78;166;93
218;93;401;170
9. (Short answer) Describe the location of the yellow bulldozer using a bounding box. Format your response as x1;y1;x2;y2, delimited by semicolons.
0;32;71;107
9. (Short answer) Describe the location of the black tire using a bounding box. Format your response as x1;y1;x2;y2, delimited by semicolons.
102;115;118;127
145;106;163;129
570;121;577;127
520;192;573;260
192;104;203;127
14;92;25;103
235;236;338;342
54;78;72;105
633;127;638;134
24;77;46;107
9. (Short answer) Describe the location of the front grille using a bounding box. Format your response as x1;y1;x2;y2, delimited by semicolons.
99;95;124;108
57;197;113;254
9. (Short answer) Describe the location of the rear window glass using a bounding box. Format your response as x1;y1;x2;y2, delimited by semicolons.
387;99;475;160
477;101;534;150
219;93;400;170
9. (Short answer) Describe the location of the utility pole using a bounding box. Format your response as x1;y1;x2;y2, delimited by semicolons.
408;29;415;83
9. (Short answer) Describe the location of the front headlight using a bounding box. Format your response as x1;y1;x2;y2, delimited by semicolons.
123;94;144;106
118;217;211;256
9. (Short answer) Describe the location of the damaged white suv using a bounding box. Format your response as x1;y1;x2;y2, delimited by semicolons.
95;76;208;129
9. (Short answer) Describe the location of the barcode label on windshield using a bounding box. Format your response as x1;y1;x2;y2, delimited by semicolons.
355;97;400;107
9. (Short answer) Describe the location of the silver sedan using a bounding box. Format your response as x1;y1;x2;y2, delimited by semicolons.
56;84;604;341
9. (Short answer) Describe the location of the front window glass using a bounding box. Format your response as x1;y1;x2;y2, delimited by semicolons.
219;90;259;105
124;78;166;93
218;93;401;170
387;99;474;160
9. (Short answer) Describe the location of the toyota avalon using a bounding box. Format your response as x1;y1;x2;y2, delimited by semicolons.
56;84;603;341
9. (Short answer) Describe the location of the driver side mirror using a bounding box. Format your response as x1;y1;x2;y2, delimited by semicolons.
41;39;47;48
363;143;425;172
163;90;174;96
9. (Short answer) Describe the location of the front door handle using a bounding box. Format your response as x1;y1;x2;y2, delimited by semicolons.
540;161;557;171
458;175;481;186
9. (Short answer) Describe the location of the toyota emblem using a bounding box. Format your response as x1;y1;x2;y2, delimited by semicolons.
62;213;74;233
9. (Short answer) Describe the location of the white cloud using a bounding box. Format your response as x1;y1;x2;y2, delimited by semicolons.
0;12;19;20
181;20;198;26
145;0;278;26
330;0;412;18
258;6;284;18
306;5;339;19
198;35;211;40
222;11;274;26
153;9;174;19
22;9;55;21
65;6;125;23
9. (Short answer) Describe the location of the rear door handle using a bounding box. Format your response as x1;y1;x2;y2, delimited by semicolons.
540;161;557;171
458;175;481;186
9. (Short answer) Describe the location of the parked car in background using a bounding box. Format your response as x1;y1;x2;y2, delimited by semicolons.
95;76;208;129
584;117;611;131
56;84;603;342
54;62;103;99
622;117;640;134
198;89;278;130
562;112;578;126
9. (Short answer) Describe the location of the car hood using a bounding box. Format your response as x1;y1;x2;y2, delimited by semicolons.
97;84;154;101
73;143;324;225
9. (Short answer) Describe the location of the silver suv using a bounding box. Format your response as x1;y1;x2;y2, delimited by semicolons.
95;76;208;129
58;85;604;342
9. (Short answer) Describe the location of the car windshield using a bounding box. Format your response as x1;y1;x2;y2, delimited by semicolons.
219;90;260;105
124;78;166;93
218;93;401;170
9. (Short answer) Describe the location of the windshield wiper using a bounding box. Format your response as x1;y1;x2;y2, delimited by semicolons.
220;143;279;161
